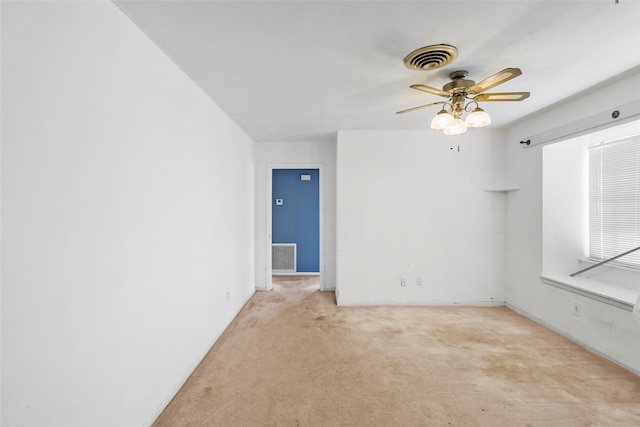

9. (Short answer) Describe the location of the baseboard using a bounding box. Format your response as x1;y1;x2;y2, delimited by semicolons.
144;288;256;426
336;300;506;307
505;303;640;377
272;272;320;276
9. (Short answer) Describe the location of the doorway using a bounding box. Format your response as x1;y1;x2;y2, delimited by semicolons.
266;165;324;291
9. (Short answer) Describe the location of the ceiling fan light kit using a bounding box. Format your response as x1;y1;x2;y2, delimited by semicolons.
429;100;492;135
465;107;491;128
430;109;455;130
443;118;468;136
399;47;529;136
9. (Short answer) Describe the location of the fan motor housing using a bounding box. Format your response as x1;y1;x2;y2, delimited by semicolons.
443;79;475;93
442;70;475;93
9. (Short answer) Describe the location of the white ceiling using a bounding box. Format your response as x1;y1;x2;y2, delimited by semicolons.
115;1;640;142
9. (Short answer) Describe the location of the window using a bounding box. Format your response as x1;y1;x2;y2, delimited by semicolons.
541;120;640;309
588;135;640;269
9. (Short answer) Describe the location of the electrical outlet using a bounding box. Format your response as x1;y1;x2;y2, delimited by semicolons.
401;277;407;287
226;291;230;301
416;276;423;286
572;302;581;317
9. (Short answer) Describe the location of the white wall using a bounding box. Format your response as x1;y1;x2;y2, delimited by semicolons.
336;130;508;305
254;141;337;290
542;140;588;275
0;3;3;423
1;2;255;426
506;71;640;373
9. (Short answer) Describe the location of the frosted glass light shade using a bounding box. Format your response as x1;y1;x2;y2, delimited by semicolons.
443;118;467;135
465;108;491;128
431;110;454;130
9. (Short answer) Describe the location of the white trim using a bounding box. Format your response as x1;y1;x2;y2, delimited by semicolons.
540;274;637;312
506;303;640;377
483;187;520;193
336;300;505;307
519;100;640;148
266;163;325;291
272;272;321;276
577;257;640;274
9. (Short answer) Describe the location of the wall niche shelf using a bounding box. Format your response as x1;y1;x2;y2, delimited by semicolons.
483;187;520;193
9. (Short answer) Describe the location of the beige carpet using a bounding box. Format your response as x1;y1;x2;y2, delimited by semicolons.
153;275;640;426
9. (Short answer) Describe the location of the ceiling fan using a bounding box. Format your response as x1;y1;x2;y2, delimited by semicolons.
397;68;530;135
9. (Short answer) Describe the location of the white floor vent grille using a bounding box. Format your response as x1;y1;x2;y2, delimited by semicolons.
272;243;296;272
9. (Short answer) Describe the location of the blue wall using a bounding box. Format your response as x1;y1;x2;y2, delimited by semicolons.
272;169;319;272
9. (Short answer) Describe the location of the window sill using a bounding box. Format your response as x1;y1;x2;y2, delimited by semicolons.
578;258;640;274
540;274;638;312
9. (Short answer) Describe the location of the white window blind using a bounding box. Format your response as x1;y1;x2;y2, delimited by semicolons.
589;135;640;268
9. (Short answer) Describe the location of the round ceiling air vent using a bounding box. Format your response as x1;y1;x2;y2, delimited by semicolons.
403;44;458;71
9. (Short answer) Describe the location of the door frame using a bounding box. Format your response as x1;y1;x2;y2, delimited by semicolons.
266;163;324;291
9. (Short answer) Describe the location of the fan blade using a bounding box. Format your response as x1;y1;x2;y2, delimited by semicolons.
468;68;522;94
410;84;450;97
396;101;445;114
473;92;530;102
